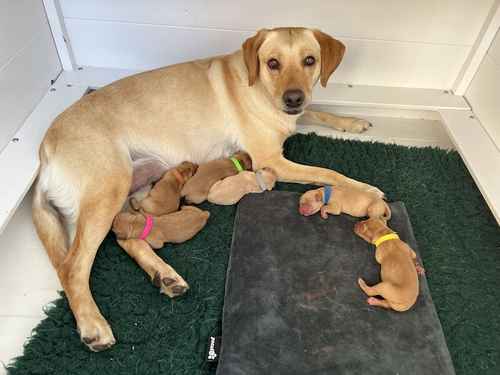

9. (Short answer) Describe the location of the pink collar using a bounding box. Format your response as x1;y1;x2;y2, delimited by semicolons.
139;215;154;240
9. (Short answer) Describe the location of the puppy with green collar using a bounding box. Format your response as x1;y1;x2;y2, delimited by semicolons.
299;185;391;220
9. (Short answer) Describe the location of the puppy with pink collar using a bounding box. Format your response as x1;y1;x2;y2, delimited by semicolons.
299;185;391;220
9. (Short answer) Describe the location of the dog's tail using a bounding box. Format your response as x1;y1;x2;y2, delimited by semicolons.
32;148;69;269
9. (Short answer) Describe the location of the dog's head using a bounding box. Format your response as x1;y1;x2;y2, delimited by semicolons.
354;218;390;244
298;188;326;216
242;27;345;116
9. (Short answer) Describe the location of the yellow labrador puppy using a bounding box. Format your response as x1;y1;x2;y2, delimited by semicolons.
33;27;381;351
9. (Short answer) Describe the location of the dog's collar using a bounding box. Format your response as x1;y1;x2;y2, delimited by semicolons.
323;186;332;204
255;171;267;191
139;215;154;240
373;233;399;247
230;157;244;173
172;169;184;185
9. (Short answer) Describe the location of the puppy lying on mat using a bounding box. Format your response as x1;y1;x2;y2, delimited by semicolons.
181;151;252;204
299;185;391;219
354;218;424;311
207;167;277;205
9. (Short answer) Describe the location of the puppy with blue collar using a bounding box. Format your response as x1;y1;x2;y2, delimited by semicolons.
299;185;391;220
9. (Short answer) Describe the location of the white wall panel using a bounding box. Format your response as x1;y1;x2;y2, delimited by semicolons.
0;1;61;152
64;19;469;89
57;0;494;89
466;53;500;151
0;0;49;69
59;0;493;45
488;29;500;65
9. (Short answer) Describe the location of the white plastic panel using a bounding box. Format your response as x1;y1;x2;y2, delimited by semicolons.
58;0;495;89
0;8;61;153
466;29;500;151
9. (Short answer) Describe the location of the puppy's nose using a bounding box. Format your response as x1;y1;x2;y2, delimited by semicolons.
283;89;305;108
299;204;311;216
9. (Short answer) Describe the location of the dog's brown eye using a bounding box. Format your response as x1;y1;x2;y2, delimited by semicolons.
267;58;280;70
304;56;316;66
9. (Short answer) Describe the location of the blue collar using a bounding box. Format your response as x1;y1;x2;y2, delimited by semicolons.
323;186;332;204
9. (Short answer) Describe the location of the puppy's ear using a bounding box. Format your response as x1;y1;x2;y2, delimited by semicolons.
313;30;345;87
315;191;322;202
242;29;268;86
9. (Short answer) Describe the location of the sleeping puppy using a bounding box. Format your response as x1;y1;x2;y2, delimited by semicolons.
112;206;210;249
181;151;253;204
207;168;277;205
354;218;424;312
130;161;198;216
299;185;391;220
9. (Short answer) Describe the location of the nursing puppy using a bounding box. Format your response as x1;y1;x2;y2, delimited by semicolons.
354;218;424;312
130;161;198;215
299;185;391;219
33;27;382;351
207;168;277;205
181;152;252;204
113;206;209;248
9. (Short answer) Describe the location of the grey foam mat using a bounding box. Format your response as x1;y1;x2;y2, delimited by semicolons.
216;191;455;375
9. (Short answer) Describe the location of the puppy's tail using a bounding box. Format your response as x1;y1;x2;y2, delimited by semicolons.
32;165;69;269
382;200;391;221
367;200;392;221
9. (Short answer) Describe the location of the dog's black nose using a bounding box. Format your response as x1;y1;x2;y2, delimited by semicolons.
283;89;305;108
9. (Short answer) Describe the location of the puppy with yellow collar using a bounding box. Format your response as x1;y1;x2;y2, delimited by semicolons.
354;217;425;312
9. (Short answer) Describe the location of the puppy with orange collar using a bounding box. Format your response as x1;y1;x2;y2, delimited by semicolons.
130;161;198;216
299;185;391;220
354;217;425;312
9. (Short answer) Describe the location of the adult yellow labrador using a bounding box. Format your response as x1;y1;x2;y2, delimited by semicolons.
33;27;382;351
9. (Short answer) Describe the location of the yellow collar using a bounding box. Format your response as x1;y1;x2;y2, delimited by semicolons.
373;233;400;247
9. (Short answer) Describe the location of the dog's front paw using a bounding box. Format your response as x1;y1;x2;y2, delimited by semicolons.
153;271;189;298
345;118;372;134
77;313;116;352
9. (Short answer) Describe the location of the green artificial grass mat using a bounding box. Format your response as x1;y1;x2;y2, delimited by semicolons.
7;134;500;375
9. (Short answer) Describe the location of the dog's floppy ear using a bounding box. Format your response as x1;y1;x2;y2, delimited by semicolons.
313;30;345;87
242;29;268;86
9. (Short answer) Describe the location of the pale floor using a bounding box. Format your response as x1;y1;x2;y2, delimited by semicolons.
0;119;453;373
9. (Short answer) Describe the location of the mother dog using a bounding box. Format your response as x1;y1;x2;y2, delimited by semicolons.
33;27;382;351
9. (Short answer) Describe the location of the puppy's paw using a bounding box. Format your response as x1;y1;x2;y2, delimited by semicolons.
415;263;426;276
77;313;116;352
153;271;189;298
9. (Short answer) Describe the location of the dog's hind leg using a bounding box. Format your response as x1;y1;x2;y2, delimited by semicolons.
117;239;189;297
32;180;68;269
301;110;372;134
57;175;131;352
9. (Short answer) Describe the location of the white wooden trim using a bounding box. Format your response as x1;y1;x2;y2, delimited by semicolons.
0;82;86;234
439;109;500;225
42;0;76;71
59;67;470;111
453;0;500;95
313;84;469;111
